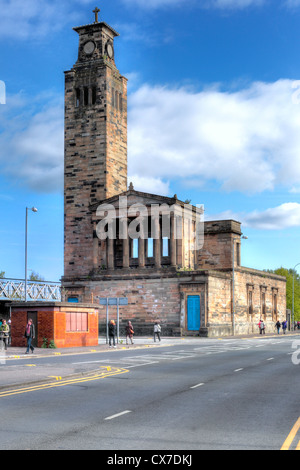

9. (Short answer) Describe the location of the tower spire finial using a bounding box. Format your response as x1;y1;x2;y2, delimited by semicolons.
93;7;100;23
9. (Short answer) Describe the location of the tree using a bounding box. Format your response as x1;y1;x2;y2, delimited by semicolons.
265;268;300;321
29;271;45;282
0;271;5;279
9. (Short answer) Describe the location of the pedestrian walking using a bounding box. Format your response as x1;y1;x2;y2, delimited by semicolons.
24;319;35;354
154;322;161;342
275;320;281;335
258;319;265;335
0;319;9;350
282;320;287;334
109;320;116;348
126;321;134;345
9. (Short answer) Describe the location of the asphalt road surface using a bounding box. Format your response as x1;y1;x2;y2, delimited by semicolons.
0;335;299;451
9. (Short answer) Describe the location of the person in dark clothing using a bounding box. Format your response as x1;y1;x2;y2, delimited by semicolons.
109;320;116;348
24;319;35;354
275;321;281;334
282;320;287;334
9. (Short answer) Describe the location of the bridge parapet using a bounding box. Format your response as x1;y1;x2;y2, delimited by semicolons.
0;279;62;302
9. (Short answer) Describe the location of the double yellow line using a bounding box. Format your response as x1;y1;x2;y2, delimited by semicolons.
281;417;300;450
0;366;129;398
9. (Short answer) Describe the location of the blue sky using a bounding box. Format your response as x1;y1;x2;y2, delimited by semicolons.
1;0;300;281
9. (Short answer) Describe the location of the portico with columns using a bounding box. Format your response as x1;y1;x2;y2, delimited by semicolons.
90;186;202;273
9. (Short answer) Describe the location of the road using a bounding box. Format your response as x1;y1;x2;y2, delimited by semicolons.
0;335;299;451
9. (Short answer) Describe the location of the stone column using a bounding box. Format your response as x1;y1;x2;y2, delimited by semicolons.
93;223;98;270
107;236;114;270
170;214;177;267
154;216;161;268
122;219;130;269
138;217;145;268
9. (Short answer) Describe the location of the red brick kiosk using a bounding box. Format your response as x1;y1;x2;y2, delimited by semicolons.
9;302;99;349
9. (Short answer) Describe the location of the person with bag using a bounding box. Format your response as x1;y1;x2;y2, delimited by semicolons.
24;318;35;354
258;319;265;335
126;321;134;345
154;322;161;342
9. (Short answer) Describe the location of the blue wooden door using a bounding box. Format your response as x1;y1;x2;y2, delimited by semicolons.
187;295;201;331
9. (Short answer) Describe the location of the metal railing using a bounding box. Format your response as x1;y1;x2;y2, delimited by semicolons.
0;278;62;302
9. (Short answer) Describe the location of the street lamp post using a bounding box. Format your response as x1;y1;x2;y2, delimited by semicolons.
232;235;248;336
292;263;300;331
25;207;38;302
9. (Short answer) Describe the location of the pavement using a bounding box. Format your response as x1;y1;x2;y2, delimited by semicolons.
0;332;298;391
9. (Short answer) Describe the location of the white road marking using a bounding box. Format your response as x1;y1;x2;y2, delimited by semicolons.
105;410;132;421
190;383;204;389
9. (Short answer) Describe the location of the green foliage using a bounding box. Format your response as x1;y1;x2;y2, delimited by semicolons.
265;267;300;321
41;337;56;349
0;271;5;278
29;271;45;282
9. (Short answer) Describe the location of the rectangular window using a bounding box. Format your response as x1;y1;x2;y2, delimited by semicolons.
272;290;278;321
66;312;88;332
112;87;115;107
132;239;139;259
248;290;253;316
92;87;97;105
261;292;266;319
162;237;169;257
84;87;89;106
236;242;241;267
147;238;154;258
75;88;80;107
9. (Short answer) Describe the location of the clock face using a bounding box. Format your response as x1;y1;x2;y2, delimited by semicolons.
106;42;114;59
84;41;95;55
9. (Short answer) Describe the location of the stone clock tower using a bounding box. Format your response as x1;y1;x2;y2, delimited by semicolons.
64;9;128;278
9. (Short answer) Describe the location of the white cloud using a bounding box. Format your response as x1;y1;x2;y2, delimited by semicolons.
3;79;300;198
129;174;170;195
0;0;298;40
206;203;300;230
0;93;64;192
0;0;92;39
128;80;300;194
244;203;300;230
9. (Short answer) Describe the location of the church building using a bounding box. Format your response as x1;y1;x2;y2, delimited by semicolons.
62;10;286;337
